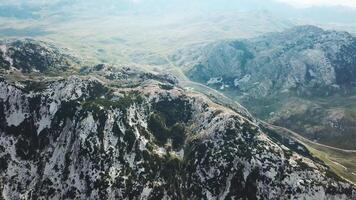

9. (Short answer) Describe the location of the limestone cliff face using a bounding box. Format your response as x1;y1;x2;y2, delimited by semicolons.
0;40;355;200
171;26;356;150
173;25;356;97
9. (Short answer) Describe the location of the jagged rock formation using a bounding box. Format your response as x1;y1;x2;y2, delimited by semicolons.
171;25;356;150
0;40;355;199
172;25;356;97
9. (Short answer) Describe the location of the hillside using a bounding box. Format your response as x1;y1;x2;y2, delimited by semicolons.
172;25;356;150
0;40;355;199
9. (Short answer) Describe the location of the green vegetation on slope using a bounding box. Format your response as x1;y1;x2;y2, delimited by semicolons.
263;121;356;185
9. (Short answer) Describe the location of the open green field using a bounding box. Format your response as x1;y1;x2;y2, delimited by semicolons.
307;143;356;184
264;122;356;184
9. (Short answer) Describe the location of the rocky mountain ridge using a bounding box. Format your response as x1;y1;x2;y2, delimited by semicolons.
172;25;356;97
171;25;356;150
0;40;355;199
0;39;78;73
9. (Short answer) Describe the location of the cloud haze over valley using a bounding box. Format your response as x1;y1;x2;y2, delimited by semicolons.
1;0;355;66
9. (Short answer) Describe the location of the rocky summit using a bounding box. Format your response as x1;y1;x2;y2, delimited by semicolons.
0;40;356;200
0;39;78;73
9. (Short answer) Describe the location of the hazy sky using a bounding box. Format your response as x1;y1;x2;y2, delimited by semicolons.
1;0;356;27
2;0;356;9
276;0;356;8
125;0;356;9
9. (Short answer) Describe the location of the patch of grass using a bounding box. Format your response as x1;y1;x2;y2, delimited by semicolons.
159;83;174;90
82;91;144;111
306;144;356;184
345;104;356;119
266;123;356;184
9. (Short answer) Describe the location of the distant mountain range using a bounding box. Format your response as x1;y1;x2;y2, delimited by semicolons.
174;25;356;96
172;25;356;150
